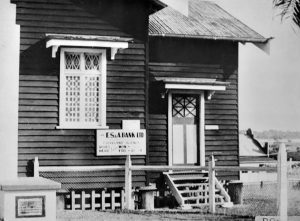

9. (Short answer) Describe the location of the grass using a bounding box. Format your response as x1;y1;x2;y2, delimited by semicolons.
215;181;300;217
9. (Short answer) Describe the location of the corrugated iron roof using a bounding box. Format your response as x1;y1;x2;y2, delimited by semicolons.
149;0;268;43
239;134;267;157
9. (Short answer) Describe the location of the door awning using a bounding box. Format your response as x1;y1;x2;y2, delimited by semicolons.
46;34;133;59
155;77;230;99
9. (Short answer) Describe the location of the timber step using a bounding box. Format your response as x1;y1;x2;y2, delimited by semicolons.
168;171;208;177
172;177;208;181
169;171;209;183
179;189;221;194
164;171;232;208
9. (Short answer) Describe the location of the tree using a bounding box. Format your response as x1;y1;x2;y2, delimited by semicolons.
274;0;300;27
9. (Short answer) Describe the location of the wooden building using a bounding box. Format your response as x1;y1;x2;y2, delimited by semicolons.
12;0;269;196
147;1;269;182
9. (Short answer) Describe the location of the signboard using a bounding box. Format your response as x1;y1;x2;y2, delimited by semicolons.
15;196;45;218
97;129;146;156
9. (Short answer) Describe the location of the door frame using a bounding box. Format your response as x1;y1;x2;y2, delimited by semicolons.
168;91;206;166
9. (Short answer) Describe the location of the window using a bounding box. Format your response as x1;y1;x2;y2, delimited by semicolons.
58;48;107;129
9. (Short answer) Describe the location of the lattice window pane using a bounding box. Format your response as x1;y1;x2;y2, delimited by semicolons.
65;52;81;70
61;49;106;128
85;53;101;70
65;75;81;122
173;97;184;117
185;96;197;117
172;96;197;117
84;75;100;123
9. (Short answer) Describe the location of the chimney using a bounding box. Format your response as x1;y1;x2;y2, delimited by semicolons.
264;142;269;157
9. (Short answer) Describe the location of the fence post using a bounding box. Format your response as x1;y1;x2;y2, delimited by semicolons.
277;143;287;220
209;155;216;214
34;156;39;178
125;155;133;210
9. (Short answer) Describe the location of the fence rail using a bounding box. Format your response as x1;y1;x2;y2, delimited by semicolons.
34;163;276;175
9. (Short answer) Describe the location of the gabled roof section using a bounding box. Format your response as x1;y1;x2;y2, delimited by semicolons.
149;0;167;8
239;133;267;157
149;0;269;43
148;0;166;14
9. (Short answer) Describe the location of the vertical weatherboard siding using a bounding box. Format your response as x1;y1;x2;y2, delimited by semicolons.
16;0;148;189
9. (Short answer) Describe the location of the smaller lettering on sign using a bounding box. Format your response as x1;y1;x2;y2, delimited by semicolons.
96;129;146;156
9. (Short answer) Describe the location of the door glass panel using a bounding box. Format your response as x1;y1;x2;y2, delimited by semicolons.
186;124;197;164
173;124;185;164
173;96;197;117
172;94;198;165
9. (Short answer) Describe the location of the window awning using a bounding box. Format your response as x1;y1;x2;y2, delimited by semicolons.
46;34;133;59
155;77;230;99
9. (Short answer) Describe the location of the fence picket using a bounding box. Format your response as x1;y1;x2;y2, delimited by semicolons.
278;143;288;220
101;189;106;210
91;190;96;210
81;191;86;210
71;190;76;211
111;190;116;210
209;155;216;213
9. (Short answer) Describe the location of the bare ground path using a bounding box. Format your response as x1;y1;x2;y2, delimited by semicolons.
57;210;253;221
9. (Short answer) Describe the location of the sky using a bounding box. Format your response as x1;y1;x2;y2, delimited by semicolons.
212;0;300;132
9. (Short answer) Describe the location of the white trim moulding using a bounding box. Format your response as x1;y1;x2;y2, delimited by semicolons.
46;39;129;59
165;84;226;91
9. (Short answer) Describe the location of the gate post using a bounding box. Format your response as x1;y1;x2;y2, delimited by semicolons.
277;143;287;220
125;155;133;210
209;155;216;213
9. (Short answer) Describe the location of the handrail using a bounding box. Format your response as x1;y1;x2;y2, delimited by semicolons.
35;163;277;174
39;165;125;172
129;165;208;171
130;165;277;172
213;166;277;172
36;165;277;173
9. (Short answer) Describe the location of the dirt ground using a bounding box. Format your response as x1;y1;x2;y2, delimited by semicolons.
57;210;254;221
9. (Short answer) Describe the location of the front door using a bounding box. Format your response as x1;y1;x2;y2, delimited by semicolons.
172;94;199;165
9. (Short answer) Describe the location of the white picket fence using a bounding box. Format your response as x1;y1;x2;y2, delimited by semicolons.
34;144;288;219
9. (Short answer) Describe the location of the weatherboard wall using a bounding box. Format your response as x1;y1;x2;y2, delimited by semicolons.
15;0;150;189
148;37;240;181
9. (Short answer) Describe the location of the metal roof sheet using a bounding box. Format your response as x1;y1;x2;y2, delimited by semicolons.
239;134;267;157
149;0;268;43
